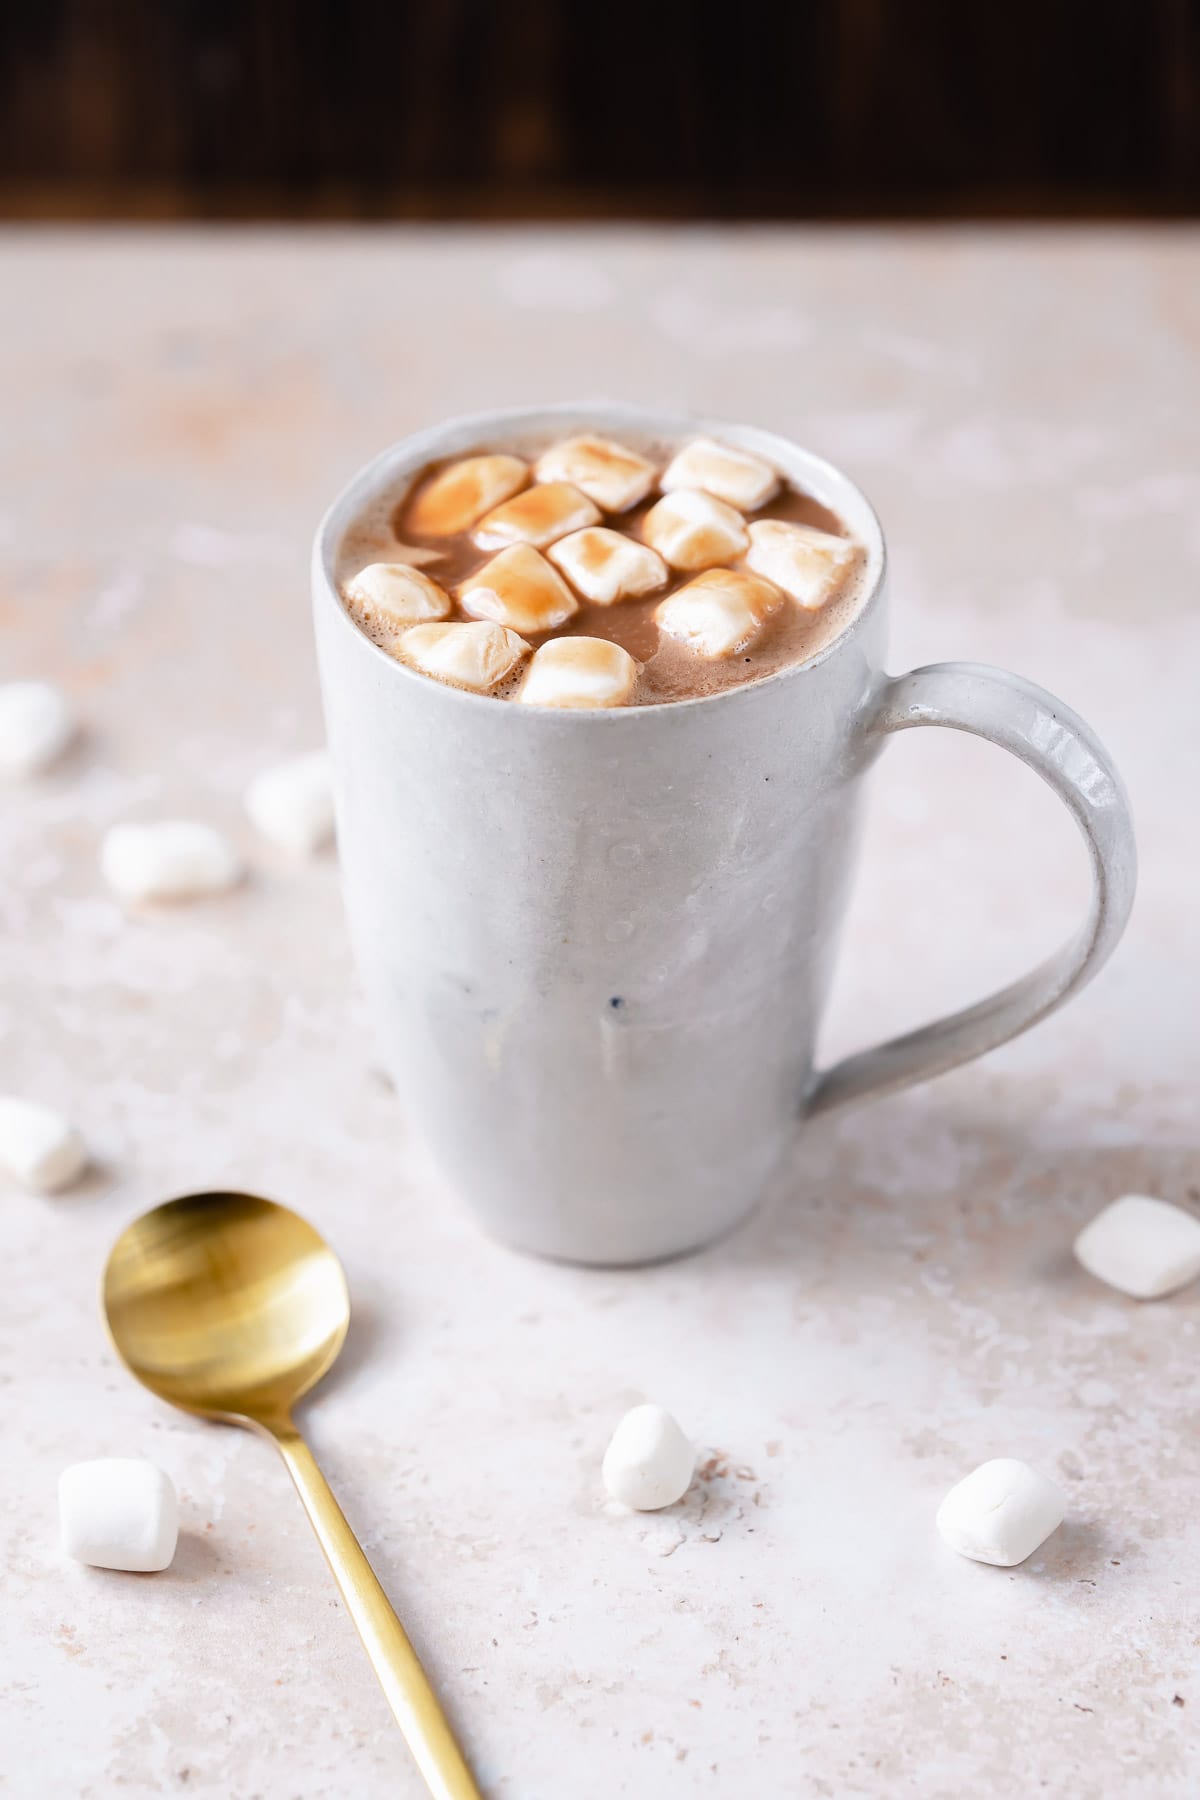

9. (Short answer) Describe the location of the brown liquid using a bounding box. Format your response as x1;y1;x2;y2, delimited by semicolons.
336;436;866;704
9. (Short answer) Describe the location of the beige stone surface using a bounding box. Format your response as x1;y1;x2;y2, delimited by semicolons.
1;227;1197;1798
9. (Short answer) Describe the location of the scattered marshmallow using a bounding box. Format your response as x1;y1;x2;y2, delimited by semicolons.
548;527;668;605
459;544;579;633
473;481;601;552
397;621;530;693
656;568;783;658
534;435;658;513
1074;1194;1200;1300
602;1405;695;1511
641;489;748;572
0;681;75;776
244;751;335;857
746;519;859;610
100;821;242;904
520;636;639;709
661;437;780;511
59;1458;178;1572
406;454;529;536
0;1097;88;1193
936;1458;1066;1567
342;562;451;630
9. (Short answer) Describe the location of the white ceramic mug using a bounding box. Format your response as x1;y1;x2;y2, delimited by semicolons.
313;404;1136;1265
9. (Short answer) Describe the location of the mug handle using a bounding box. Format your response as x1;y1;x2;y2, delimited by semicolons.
805;662;1137;1119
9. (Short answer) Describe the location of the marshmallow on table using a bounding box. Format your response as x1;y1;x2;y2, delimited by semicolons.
937;1458;1066;1567
641;489;749;572
0;1097;87;1193
548;527;668;605
661;437;780;511
342;563;451;630
602;1405;695;1510
1074;1194;1200;1299
534;435;658;513
244;750;335;857
519;636;639;709
397;621;530;693
656;568;783;659
746;519;859;610
406;454;529;536
0;680;75;776
459;544;579;633
101;821;242;904
473;481;601;552
59;1459;178;1572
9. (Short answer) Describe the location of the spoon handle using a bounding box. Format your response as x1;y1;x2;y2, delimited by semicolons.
269;1420;482;1800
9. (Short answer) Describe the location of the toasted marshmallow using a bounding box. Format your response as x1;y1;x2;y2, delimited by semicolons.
662;437;780;511
745;519;859;610
548;528;668;606
534;435;658;513
641;490;748;572
473;481;601;551
342;563;452;631
397;621;530;693
656;568;783;659
459;543;579;633
406;454;529;536
520;637;639;709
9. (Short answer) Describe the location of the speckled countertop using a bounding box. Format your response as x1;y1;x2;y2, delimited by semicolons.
1;227;1197;1799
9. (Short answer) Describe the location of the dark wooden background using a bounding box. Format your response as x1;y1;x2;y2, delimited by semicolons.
1;0;1198;219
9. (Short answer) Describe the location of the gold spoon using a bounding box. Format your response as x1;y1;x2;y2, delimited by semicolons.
102;1190;481;1800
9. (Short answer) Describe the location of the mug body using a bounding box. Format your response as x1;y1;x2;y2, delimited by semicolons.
313;405;887;1263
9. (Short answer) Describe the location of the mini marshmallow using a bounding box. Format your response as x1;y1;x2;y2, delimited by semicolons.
656;568;783;659
602;1405;695;1511
244;750;335;857
397;621;530;693
1074;1194;1200;1300
641;489;749;572
0;681;75;776
59;1458;178;1572
342;562;451;630
100;821;242;904
661;437;780;511
473;481;601;552
746;518;859;610
548;527;668;605
937;1458;1066;1567
520;636;639;709
0;1097;87;1193
459;544;579;633
406;454;529;536
534;435;658;513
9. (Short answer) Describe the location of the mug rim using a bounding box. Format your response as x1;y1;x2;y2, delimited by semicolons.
313;401;888;719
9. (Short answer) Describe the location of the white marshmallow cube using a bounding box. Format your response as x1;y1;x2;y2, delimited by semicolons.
641;489;748;572
342;562;451;630
398;621;530;693
662;437;780;510
534;435;658;513
656;568;783;659
0;681;75;776
936;1458;1066;1567
0;1097;88;1193
100;821;242;904
602;1404;695;1511
548;527;668;605
406;454;529;536
473;481;601;552
746;519;859;610
520;636;639;709
244;751;335;857
459;544;579;633
1074;1194;1200;1300
59;1459;178;1572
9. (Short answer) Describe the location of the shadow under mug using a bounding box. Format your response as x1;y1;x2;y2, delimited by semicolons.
313;404;1137;1266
